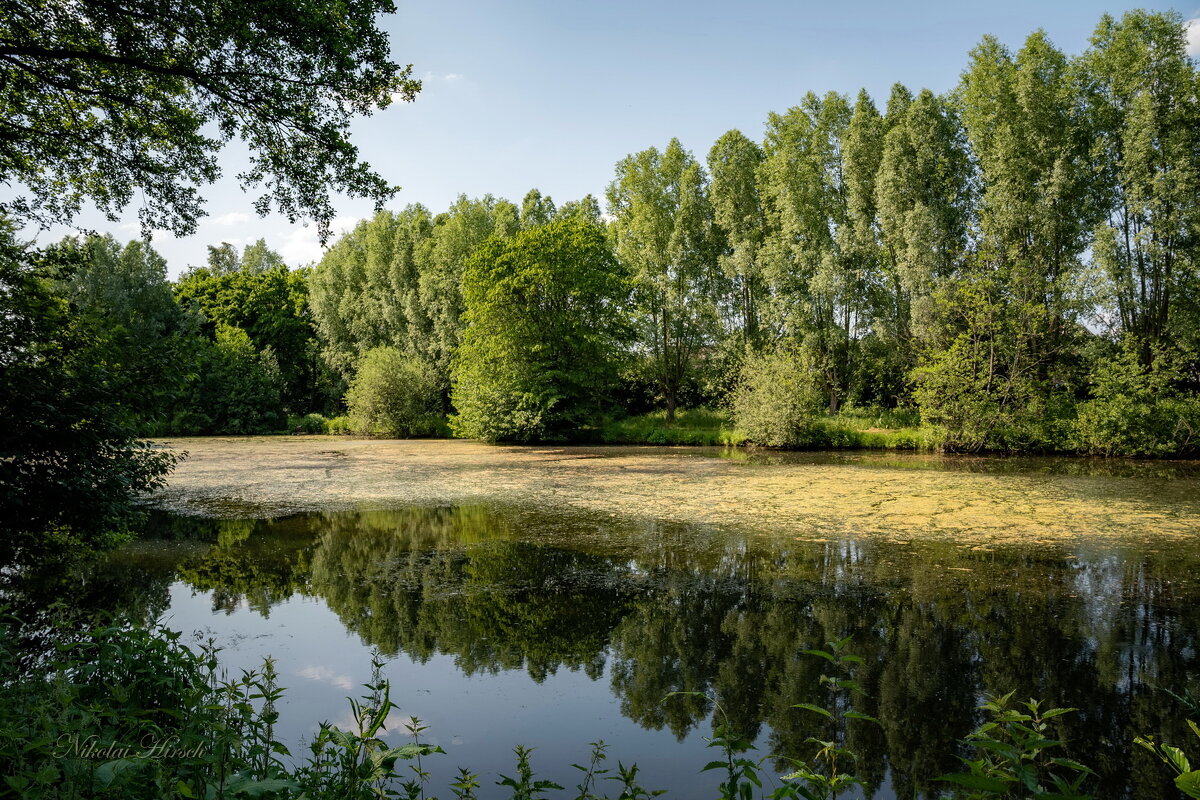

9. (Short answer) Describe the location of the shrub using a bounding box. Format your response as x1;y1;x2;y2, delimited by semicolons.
287;413;328;434
325;415;354;435
346;347;443;437
730;347;826;447
1075;347;1200;457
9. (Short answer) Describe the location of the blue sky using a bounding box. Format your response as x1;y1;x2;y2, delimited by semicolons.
17;1;1200;276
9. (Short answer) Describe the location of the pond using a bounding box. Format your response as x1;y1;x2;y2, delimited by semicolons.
45;441;1200;796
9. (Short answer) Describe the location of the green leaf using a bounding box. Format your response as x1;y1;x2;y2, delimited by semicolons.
844;711;881;726
225;776;301;796
1163;745;1192;775
94;758;139;788
801;649;836;663
1040;707;1078;719
1175;771;1200;799
792;703;832;718
1050;757;1095;775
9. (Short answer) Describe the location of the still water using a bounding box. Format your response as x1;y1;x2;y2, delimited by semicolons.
64;452;1200;797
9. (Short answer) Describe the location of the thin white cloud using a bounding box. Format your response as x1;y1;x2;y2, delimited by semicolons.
211;211;251;226
276;216;359;267
1186;17;1200;58
443;73;463;82
298;665;354;690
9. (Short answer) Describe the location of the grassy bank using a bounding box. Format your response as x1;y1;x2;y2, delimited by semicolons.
595;407;937;450
283;407;940;451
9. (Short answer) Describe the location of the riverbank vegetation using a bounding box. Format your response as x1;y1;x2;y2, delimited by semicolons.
10;10;1198;460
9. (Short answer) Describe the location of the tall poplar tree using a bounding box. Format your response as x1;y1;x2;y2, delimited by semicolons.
839;90;906;404
708;129;767;347
607;139;720;421
758;92;855;412
1081;10;1200;363
919;30;1098;449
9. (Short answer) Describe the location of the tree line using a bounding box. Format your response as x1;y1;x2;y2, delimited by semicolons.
13;10;1200;465
306;10;1200;455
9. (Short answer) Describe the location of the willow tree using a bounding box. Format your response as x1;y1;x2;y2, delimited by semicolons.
758;92;856;412
875;88;973;351
919;30;1097;449
308;195;520;391
708;129;767;347
607;139;721;421
1081;10;1200;364
417;195;521;385
520;189;557;229
451;218;629;442
839;90;907;405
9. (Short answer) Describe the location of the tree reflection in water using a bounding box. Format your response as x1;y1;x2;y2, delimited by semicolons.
58;505;1200;798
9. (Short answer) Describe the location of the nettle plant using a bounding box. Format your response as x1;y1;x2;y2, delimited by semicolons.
937;693;1094;799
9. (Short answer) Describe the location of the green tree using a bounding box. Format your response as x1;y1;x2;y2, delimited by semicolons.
555;194;603;226
346;346;443;436
308;196;521;393
758;91;856;412
1081;11;1200;364
63;234;201;426
915;29;1098;451
520;189;556;229
607;139;721;421
0;0;420;237
875;87;974;350
205;242;241;276
708;129;767;348
174;324;285;435
450;217;629;442
0;228;175;560
175;244;327;412
839;90;909;406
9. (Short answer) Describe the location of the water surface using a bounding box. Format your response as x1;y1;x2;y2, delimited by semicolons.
44;445;1200;796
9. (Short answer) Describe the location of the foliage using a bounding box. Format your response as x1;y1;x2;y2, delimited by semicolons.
451;218;630;442
1074;345;1200;456
731;347;826;447
0;228;175;561
308;198;524;387
175;244;335;413
60;234;203;428
0;0;420;238
778;637;877;799
1136;719;1200;799
162;324;287;436
598;409;738;446
288;413;330;435
0;614;447;800
346;347;444;437
1082;10;1200;368
608;139;722;421
938;693;1094;799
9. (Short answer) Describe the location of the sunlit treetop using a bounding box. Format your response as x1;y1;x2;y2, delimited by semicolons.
0;0;421;239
